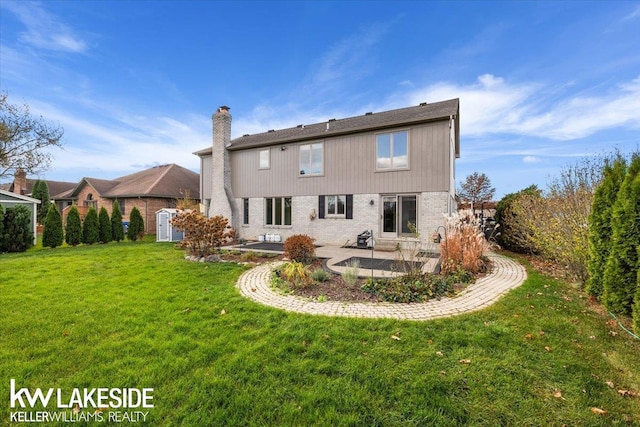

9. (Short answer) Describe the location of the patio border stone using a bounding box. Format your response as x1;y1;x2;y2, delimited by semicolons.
236;253;527;320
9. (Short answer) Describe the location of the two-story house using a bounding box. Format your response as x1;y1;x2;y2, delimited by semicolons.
195;98;460;247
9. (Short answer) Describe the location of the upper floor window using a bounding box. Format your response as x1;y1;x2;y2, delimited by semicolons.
376;131;408;170
259;149;270;169
299;142;323;176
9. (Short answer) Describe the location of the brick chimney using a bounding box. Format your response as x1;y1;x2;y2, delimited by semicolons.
13;168;27;195
209;106;238;229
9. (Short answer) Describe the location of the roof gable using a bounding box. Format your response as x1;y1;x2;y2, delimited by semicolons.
105;164;200;199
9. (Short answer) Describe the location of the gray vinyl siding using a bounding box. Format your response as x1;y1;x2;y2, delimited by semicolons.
199;154;212;203
230;120;451;198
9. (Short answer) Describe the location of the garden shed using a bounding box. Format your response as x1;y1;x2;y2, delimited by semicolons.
156;208;184;242
0;189;40;245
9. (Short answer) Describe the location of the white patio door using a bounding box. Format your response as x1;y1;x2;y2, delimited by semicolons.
380;195;418;238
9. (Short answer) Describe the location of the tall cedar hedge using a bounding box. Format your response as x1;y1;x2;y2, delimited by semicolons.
602;155;640;315
586;157;626;297
42;203;63;248
127;207;144;241
1;205;33;252
98;206;112;244
65;205;82;246
0;204;4;250
31;180;50;223
82;206;100;245
111;200;124;242
634;252;640;333
494;185;541;253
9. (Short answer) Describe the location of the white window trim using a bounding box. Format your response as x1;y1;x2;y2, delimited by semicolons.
375;130;410;171
264;197;292;227
326;194;346;218
259;149;270;170
299;142;324;177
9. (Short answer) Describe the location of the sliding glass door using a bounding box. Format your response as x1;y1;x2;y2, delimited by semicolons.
380;195;417;238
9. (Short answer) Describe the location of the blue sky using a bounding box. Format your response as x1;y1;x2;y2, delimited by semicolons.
1;1;639;198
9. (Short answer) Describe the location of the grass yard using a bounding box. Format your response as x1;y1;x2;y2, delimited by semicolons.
1;239;639;426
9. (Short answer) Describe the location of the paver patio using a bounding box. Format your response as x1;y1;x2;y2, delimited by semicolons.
236;252;527;320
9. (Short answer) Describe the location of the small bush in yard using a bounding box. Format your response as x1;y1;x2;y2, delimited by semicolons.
65;205;82;246
362;274;456;303
42;204;63;248
284;234;316;264
127;207;144;241
280;261;311;288
311;268;331;283
170;210;234;257
1;205;33;252
82;207;99;245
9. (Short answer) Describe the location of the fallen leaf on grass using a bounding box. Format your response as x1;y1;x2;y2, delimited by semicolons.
590;407;608;416
544;346;552;352
525;333;533;340
609;330;618;337
539;331;545;336
459;359;472;364
436;351;444;356
553;390;565;400
220;309;226;315
391;335;401;341
182;308;191;313
618;389;638;397
606;381;615;388
73;405;80;414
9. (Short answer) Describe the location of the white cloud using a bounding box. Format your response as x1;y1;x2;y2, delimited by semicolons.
2;1;87;53
523;156;541;164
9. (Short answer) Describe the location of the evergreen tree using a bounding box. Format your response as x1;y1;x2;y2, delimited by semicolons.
1;205;33;252
634;253;640;334
82;207;99;245
127;207;144;241
586;157;626;297
42;203;63;248
98;206;112;243
603;155;640;315
111;200;124;242
65;205;82;246
31;180;50;223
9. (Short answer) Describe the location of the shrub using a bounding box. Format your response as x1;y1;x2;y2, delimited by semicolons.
1;205;33;252
170;210;234;257
440;214;488;275
603;155;640;315
111;200;124;242
284;234;316;264
127;207;144;241
0;204;4;249
342;258;360;286
362;274;455;303
494;185;541;253
42;204;63;248
281;261;310;288
82;207;99;245
65;205;82;246
98;206;112;244
240;251;257;262
311;268;331;283
31;180;50;224
634;263;640;334
586;156;627;297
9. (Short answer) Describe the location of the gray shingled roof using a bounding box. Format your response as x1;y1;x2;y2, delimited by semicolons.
194;98;459;155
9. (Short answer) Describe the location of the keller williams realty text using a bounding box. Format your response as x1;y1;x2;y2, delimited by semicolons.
10;380;154;409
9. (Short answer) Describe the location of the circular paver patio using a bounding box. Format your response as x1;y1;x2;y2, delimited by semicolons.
236;253;527;320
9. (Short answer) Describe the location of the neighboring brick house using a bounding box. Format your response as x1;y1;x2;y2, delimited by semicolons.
52;164;200;234
195;99;460;248
8;168;76;214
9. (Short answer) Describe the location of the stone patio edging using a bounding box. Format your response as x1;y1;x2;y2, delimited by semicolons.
235;253;527;320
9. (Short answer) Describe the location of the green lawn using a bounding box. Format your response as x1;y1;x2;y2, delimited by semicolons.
1;240;639;426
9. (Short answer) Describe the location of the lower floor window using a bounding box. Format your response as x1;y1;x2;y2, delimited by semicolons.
243;198;249;225
326;195;346;217
265;197;292;226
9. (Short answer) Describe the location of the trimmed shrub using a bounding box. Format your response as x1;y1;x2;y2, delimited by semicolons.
65;205;82;246
170;210;234;256
603;155;640;315
111;200;124;242
586;157;626;297
82;207;99;245
283;234;316;264
31;180;50;223
42;204;63;248
494;185;541;253
127;207;144;241
1;205;33;252
98;206;112;244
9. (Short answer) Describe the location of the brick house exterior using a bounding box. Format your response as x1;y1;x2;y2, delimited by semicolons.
195;100;460;248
